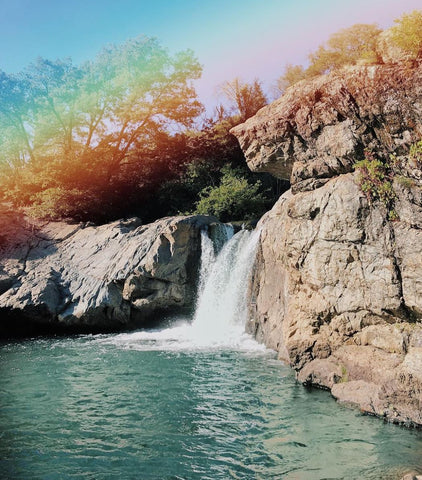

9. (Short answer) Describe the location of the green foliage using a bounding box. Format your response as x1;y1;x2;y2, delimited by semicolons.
409;139;422;169
147;116;284;222
354;140;422;223
388;209;399;222
275;23;382;92
354;149;397;219
390;10;422;59
275;11;422;93
308;24;382;76
193;166;269;222
24;187;100;220
0;36;203;221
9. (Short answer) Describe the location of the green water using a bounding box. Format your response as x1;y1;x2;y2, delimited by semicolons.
1;331;421;480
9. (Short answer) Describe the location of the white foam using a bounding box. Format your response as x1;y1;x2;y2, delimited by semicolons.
97;319;267;353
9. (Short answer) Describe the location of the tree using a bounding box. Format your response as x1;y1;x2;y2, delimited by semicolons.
0;71;35;166
273;23;383;98
0;36;203;220
307;23;382;76
275;64;306;95
390;10;422;59
219;78;267;122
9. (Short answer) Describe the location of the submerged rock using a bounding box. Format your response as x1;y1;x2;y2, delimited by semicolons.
0;213;218;335
232;62;422;426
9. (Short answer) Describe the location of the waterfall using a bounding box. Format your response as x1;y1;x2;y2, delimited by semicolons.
100;225;263;351
189;226;261;345
196;224;234;295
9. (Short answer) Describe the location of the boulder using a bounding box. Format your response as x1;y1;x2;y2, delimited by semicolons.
247;173;422;425
0;213;218;335
231;62;422;192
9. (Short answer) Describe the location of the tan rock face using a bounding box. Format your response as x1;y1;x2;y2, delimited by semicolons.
0;214;217;334
235;62;422;426
248;174;422;425
231;62;422;192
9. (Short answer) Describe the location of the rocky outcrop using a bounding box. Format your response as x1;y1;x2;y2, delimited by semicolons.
248;174;422;425
231;61;422;192
232;62;422;426
0;213;217;335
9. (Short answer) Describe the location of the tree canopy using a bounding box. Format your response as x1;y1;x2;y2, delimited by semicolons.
275;64;306;95
0;36;203;218
276;23;382;92
390;10;422;59
276;11;422;94
307;23;382;76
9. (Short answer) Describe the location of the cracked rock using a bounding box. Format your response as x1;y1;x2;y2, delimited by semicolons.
0;213;218;334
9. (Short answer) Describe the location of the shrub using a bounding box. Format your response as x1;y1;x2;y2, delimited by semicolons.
25;187;99;221
193;167;268;222
390;10;422;59
409;139;422;169
354;149;397;219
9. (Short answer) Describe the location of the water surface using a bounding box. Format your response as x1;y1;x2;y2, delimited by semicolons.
1;332;422;480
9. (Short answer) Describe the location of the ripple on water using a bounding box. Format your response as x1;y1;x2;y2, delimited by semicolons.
1;332;422;480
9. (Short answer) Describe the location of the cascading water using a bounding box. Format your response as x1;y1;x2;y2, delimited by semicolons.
189;226;261;346
101;224;263;351
195;224;234;295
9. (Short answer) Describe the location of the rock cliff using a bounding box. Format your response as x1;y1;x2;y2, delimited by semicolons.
0;213;217;336
232;61;422;426
231;61;422;192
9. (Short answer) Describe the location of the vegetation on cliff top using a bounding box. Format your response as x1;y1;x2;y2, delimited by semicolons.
0;9;420;224
276;10;422;93
0;38;280;223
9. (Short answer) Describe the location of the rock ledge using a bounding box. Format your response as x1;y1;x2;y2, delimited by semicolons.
0;213;217;336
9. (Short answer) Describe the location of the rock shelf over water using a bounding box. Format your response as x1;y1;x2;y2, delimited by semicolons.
0;213;218;335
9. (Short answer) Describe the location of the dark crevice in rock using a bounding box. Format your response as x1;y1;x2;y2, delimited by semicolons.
388;222;419;323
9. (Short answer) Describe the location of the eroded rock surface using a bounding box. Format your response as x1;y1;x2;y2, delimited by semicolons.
0;213;217;335
232;63;422;426
248;173;422;426
231;61;422;192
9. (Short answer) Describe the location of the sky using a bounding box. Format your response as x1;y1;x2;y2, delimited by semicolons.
0;0;421;111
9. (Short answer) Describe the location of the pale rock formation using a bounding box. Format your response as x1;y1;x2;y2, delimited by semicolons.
0;213;217;335
231;62;422;192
